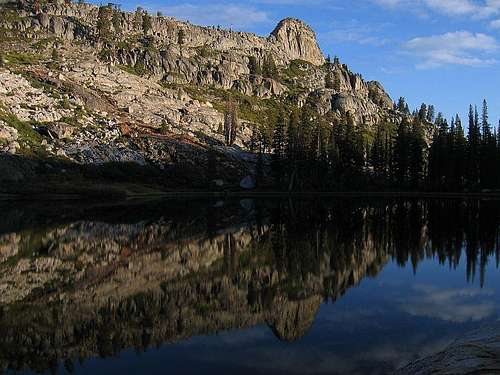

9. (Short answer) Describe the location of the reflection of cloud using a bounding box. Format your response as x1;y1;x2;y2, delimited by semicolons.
176;333;455;375
401;284;497;323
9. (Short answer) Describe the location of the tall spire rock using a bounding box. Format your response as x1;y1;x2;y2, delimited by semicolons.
270;18;325;66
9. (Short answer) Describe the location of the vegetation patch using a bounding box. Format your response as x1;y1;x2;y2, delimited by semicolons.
0;109;46;157
4;52;41;66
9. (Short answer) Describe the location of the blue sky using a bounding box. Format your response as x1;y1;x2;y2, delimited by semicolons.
97;0;500;127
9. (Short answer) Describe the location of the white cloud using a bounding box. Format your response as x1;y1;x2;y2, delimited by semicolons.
404;31;498;68
321;21;390;47
491;18;500;27
373;0;500;18
157;3;270;29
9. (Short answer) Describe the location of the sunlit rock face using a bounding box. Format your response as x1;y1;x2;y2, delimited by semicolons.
0;0;404;183
269;18;325;66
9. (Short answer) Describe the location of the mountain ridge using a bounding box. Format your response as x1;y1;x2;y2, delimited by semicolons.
0;0;406;191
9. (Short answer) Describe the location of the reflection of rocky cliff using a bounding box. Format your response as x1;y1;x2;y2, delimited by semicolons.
0;199;392;374
0;198;498;374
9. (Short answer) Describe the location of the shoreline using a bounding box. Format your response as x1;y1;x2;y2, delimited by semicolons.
2;190;500;201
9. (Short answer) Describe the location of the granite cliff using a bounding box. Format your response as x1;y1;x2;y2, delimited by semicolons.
0;0;399;190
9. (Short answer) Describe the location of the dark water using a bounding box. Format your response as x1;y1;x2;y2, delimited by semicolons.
0;198;499;375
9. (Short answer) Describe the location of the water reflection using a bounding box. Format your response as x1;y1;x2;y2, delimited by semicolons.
0;199;499;374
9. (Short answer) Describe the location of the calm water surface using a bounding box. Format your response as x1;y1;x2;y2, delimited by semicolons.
0;198;499;375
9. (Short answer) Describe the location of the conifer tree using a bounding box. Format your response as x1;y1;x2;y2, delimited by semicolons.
409;118;426;189
467;104;481;188
426;105;435;123
326;128;340;187
51;48;59;61
272;112;287;187
262;55;278;79
142;11;152;35
112;9;122;34
397;97;406;112
482;99;490;138
97;5;112;40
418;103;427;122
393;119;411;187
134;7;143;30
370;126;386;185
248;56;261;76
335;112;364;186
452;114;467;190
223;100;238;146
325;73;334;89
286;110;300;190
479;100;494;188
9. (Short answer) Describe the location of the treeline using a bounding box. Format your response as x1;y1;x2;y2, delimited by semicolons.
260;99;500;191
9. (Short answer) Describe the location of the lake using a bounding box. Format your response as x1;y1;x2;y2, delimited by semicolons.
0;198;499;375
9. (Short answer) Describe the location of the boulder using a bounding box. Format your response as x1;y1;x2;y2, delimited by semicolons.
0;122;19;154
46;122;75;140
240;175;256;190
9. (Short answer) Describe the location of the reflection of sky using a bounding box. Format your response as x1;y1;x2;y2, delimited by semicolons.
27;252;500;375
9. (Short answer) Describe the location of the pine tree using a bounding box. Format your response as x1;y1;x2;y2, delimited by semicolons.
496;121;500;189
223;100;238;146
286;110;300;191
426;105;435;123
325;73;334;89
453;114;467;190
336;112;364;187
480;100;495;189
418;103;427;122
256;144;264;188
408;118;426;189
397;97;406;112
134;7;143;30
142;11;152;35
482;100;491;139
370;126;386;185
262;55;278;80
248;56;261;76
428;116;453;190
326;128;340;188
467;104;481;189
51;48;59;61
272;112;286;187
97;5;112;40
393;119;411;187
112;9;122;34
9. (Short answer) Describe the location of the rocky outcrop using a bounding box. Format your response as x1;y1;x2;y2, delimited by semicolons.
0;121;19;154
270;18;325;66
368;80;394;109
0;0;398;183
395;324;500;374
